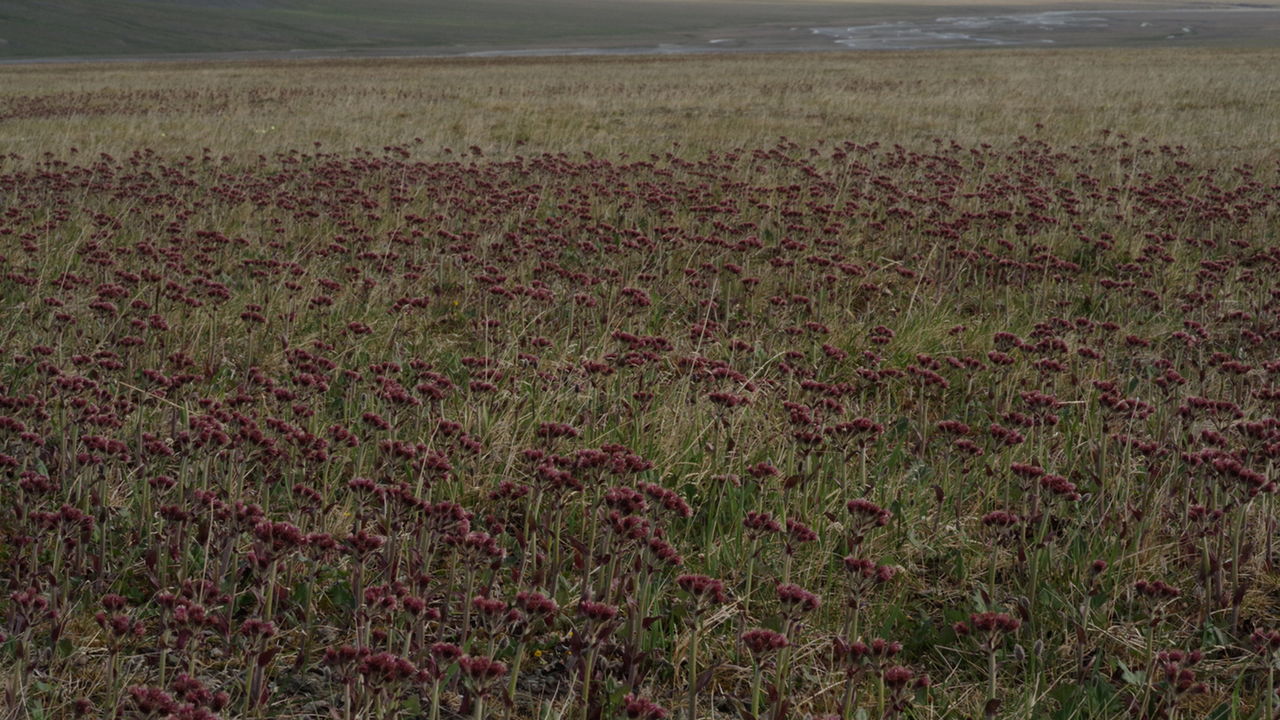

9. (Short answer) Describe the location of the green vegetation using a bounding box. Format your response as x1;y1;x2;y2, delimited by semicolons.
0;47;1279;720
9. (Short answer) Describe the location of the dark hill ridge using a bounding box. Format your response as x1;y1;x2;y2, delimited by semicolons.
3;0;1279;61
0;0;874;59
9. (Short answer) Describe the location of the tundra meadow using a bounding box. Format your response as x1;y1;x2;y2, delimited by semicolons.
1;49;1280;720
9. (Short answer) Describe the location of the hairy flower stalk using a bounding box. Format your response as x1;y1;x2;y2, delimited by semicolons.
296;532;335;670
739;508;780;643
422;643;461;720
504;592;558;720
240;619;277;717
1135;580;1180;717
774;583;820;711
459;653;505;720
572;599;619;720
958;612;1021;704
93;594;140;718
844;557;895;646
982;510;1021;602
678;574;726;720
738;628;785;718
831;636;868;720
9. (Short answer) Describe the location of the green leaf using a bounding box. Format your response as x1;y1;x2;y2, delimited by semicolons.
1047;681;1122;720
904;461;933;484
608;682;629;709
1046;683;1079;705
1207;625;1232;648
290;581;311;605
326;580;354;611
1203;702;1234;720
1116;659;1144;686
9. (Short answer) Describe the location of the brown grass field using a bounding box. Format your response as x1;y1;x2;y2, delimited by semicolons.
0;46;1279;720
3;48;1278;160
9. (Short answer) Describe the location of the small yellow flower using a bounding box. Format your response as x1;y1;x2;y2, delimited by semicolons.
533;649;542;658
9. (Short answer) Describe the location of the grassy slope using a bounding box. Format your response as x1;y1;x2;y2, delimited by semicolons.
3;49;1277;161
0;48;1278;720
0;46;1274;717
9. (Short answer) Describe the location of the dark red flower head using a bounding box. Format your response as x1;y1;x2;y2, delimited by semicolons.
777;583;821;616
677;574;727;606
623;694;669;719
742;628;790;657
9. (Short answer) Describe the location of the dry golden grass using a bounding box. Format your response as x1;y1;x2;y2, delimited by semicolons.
2;47;1277;164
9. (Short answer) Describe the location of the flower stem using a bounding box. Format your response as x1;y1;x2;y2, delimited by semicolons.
987;647;998;702
1138;621;1156;718
877;669;887;719
688;616;700;720
581;645;598;720
504;639;526;720
751;664;764;719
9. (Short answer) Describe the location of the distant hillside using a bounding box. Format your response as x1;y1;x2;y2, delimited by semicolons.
4;0;1275;61
0;0;872;59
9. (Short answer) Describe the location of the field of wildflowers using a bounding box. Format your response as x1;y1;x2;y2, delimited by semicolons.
1;50;1279;720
